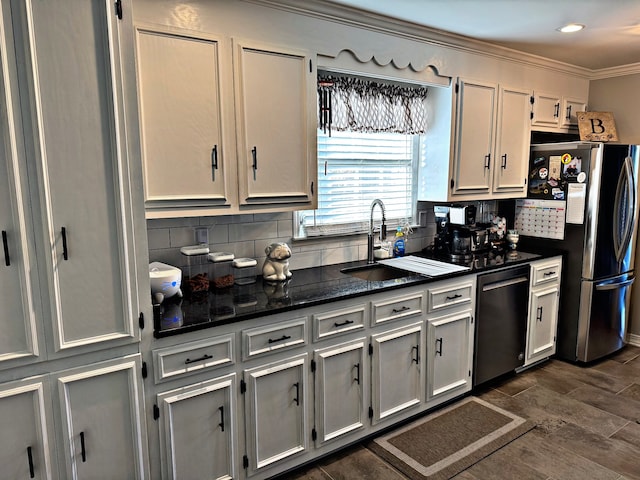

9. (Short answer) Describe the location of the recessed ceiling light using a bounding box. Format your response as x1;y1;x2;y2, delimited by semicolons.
558;23;585;33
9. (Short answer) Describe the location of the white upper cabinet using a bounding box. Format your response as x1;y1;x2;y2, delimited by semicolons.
450;79;530;200
493;86;531;195
233;39;316;207
531;91;562;128
136;28;233;208
531;91;587;131
451;79;496;196
0;16;43;368
135;28;317;217
561;97;588;129
6;0;141;354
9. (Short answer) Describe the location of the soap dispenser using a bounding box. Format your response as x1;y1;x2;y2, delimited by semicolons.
393;227;405;257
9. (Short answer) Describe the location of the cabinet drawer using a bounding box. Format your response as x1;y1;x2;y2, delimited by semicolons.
531;258;562;286
313;304;366;341
153;334;235;383
427;280;473;314
371;292;423;326
242;317;307;360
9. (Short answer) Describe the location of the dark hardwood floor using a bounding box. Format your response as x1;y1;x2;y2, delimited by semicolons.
279;345;640;480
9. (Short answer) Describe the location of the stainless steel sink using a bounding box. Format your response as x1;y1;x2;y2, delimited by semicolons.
341;264;410;281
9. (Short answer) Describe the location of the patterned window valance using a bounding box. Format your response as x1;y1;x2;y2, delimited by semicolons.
318;74;428;135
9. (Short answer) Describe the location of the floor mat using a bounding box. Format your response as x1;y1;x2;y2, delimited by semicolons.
367;397;535;480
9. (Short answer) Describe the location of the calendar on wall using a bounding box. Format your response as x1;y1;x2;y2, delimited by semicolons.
514;199;566;240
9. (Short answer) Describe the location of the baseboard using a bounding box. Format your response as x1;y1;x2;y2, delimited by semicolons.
628;333;640;347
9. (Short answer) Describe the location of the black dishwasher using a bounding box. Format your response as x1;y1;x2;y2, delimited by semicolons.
474;265;530;387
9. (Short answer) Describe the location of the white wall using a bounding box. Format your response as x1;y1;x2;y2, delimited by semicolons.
589;74;640;145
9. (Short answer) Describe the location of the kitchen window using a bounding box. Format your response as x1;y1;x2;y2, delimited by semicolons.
294;74;428;239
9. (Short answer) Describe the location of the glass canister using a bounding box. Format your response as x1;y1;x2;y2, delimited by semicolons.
208;252;235;289
180;245;210;295
232;257;257;285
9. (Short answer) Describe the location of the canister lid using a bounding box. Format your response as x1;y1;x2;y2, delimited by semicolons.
233;257;257;268
208;252;235;262
180;245;210;256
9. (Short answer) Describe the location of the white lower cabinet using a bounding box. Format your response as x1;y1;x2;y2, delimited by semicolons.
425;275;475;406
52;355;148;480
0;377;56;479
156;374;237;480
525;257;562;366
313;338;368;445
144;280;486;479
370;322;424;424
427;311;474;403
243;354;309;477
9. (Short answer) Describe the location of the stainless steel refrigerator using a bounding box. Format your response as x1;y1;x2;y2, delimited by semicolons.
521;142;639;363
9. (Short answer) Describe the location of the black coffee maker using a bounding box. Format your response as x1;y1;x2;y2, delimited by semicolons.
433;205;450;254
448;205;477;261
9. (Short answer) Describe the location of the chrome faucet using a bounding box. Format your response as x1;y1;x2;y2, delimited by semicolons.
368;199;387;264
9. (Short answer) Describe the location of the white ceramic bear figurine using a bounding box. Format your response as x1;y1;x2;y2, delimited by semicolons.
262;242;293;281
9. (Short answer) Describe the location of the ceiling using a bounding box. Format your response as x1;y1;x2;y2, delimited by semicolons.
324;0;640;71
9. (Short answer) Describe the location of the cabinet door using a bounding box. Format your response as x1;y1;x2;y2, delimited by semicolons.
157;374;237;480
526;286;559;365
451;79;497;197
493;86;530;196
531;91;561;128
0;16;43;367
136;27;233;207
53;355;148;480
427;311;473;402
0;377;56;480
244;354;308;476
314;339;367;445
16;0;139;352
234;39;316;207
371;323;423;424
561;97;587;128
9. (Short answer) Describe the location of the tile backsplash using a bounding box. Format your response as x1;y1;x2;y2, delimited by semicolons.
147;208;437;272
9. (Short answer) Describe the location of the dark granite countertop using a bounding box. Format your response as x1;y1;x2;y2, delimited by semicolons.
153;247;562;338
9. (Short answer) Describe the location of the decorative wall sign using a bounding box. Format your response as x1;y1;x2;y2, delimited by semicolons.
577;111;618;142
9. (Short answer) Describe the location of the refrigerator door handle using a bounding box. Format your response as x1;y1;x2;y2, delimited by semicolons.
595;277;635;291
612;156;636;263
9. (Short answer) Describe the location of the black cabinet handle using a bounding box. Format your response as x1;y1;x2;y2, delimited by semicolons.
392;306;411;314
334;319;354;327
268;334;291;344
293;382;300;406
484;154;491;169
2;230;9;266
436;337;443;356
543;271;556;277
501;154;507;170
61;227;68;261
353;363;360;385
218;405;225;432
566;105;572;120
445;293;462;301
411;345;420;364
251;146;258;171
80;431;86;462
211;145;218;181
27;446;35;478
536;306;543;322
184;354;213;365
554;103;560;118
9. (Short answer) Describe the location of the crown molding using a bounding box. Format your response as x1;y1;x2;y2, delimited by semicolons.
247;0;594;79
589;62;640;80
